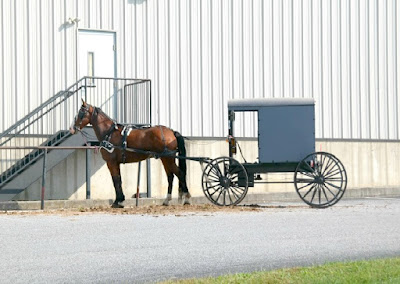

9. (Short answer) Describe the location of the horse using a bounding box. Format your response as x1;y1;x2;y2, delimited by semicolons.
69;100;191;208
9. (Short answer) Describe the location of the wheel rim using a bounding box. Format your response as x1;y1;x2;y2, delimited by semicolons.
294;152;347;208
202;157;248;206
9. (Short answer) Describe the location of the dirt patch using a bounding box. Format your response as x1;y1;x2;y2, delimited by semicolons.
1;204;263;216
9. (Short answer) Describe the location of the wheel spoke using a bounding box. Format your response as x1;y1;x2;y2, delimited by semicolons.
210;166;222;177
310;185;318;203
209;186;223;197
296;180;315;191
324;168;342;179
230;184;245;192
227;189;234;204
206;177;220;183
302;183;317;198
322;183;338;198
322;158;336;176
229;187;241;200
301;160;315;173
325;180;343;190
206;183;222;191
321;185;330;202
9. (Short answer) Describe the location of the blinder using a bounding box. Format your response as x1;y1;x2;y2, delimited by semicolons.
74;105;91;131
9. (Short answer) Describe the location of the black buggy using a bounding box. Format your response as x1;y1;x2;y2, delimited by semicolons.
200;98;347;208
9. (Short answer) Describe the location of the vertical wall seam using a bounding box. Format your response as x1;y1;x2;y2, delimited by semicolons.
348;0;353;138
26;0;30;115
395;0;399;139
251;0;255;136
241;0;244;100
301;0;304;98
199;1;203;135
13;0;18;122
366;0;371;138
64;0;67;89
281;0;284;97
291;0;294;98
210;0;214;137
330;0;333;138
156;0;160;125
221;0;225;135
231;1;234;99
261;0;265;98
385;0;389;138
1;0;4;130
339;0;343;138
168;0;171;127
358;0;362;139
178;0;182;132
145;0;149;78
320;0;324;138
189;0;193;135
375;0;380;139
271;0;275;97
134;1;137;77
311;0;314;109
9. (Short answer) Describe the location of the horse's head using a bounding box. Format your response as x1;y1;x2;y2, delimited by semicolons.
69;99;95;134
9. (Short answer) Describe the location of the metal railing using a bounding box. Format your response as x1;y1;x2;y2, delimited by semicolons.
0;77;151;188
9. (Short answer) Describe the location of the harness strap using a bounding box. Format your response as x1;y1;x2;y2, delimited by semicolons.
121;126;132;164
103;122;117;142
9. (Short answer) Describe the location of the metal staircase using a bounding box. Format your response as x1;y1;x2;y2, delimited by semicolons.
0;77;151;201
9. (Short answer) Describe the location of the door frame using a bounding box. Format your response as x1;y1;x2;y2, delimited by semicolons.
76;29;117;80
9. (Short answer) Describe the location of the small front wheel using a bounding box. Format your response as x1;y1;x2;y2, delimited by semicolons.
202;157;248;206
294;152;347;208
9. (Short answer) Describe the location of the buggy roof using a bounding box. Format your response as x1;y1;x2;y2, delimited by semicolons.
228;98;315;111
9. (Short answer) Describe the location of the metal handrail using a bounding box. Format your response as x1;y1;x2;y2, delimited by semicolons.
0;79;85;142
0;76;151;189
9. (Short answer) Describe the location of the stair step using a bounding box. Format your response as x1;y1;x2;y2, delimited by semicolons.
0;189;24;201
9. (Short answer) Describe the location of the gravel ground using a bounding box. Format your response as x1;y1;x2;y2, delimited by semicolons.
0;198;399;283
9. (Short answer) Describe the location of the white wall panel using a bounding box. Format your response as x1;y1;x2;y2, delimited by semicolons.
0;0;399;140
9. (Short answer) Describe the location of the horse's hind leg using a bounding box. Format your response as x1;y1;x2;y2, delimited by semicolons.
161;157;190;205
167;160;191;205
162;172;174;206
107;161;125;208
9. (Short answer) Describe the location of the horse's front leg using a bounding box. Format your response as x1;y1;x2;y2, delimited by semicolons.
107;161;125;208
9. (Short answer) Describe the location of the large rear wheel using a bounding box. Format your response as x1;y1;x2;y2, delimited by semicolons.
294;152;347;208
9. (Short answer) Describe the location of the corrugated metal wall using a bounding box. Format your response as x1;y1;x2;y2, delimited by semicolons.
0;0;399;139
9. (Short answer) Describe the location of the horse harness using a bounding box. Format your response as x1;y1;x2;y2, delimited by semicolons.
99;124;177;163
77;105;177;162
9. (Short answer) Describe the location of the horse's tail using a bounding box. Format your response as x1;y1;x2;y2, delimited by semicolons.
174;131;187;178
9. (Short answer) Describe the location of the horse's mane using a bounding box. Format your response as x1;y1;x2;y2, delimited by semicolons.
95;107;114;122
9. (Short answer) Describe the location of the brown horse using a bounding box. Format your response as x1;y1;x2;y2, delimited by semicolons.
70;100;191;208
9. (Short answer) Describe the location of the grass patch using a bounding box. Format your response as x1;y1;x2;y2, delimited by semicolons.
163;257;400;284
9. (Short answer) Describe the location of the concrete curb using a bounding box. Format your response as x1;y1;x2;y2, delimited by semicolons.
1;187;399;211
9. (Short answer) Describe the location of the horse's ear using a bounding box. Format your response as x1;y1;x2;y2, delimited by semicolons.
81;98;86;107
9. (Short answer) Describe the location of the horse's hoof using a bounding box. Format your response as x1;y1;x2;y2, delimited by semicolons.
183;201;191;206
111;203;124;208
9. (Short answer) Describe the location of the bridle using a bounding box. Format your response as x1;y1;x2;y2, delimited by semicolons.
73;104;116;142
73;104;92;132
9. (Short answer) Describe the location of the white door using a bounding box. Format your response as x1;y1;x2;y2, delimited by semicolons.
78;30;116;79
78;30;117;117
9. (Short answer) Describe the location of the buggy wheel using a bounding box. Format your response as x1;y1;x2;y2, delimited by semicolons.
294;152;347;208
202;157;248;206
